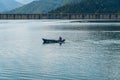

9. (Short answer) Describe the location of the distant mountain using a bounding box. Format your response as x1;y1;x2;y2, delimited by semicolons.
50;0;120;14
6;0;81;14
0;0;22;12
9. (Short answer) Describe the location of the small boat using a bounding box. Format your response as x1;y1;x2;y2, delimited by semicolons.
42;38;65;43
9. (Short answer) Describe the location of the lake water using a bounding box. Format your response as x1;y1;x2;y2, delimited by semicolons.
0;20;120;80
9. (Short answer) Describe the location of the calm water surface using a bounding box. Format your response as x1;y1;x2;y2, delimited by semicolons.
0;20;120;80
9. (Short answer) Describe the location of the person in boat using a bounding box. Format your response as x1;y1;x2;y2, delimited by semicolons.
59;36;62;41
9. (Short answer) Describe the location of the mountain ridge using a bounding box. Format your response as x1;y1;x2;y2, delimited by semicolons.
6;0;81;14
0;0;22;12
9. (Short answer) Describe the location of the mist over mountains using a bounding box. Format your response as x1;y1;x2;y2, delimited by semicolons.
15;0;34;4
0;0;22;12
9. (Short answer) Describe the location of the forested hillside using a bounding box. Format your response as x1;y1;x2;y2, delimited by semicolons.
50;0;120;14
6;0;81;14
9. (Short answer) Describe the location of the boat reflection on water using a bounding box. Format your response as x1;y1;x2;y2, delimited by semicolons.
43;42;65;46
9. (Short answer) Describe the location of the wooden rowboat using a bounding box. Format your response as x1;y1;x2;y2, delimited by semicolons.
42;38;65;43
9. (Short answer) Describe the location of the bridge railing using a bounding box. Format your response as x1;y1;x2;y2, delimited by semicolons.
0;13;120;19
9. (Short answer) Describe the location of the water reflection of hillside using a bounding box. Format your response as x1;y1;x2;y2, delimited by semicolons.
52;23;120;31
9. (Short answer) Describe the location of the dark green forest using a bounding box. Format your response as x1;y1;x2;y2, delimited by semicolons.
50;0;120;14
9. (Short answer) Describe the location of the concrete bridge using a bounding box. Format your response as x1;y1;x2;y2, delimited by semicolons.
0;13;120;19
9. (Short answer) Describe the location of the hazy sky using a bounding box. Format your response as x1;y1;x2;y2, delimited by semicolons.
15;0;34;4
